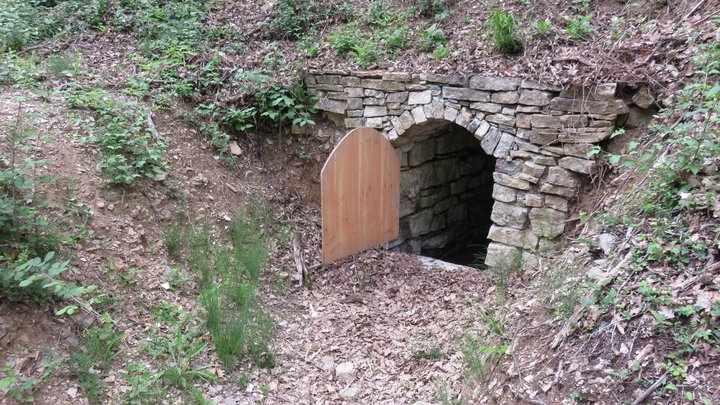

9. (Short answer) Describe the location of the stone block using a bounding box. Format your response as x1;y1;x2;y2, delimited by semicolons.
529;207;566;238
382;72;411;81
366;117;383;128
528;130;558;145
433;196;457;214
342;76;362;86
474;120;491;140
559;156;596;174
364;106;387;117
523;161;546;178
386;92;409;103
518;90;553;106
304;75;317;86
315;75;342;85
347;109;363;117
431;100;445;119
442;87;491;102
418;73;467;86
327;92;348;100
539;183;575;198
347;97;363;110
469;102;503;113
430;215;446;232
493;133;515;158
501;107;516;115
524;194;543;207
493;172;531;190
564;143;594;158
486;114;516;127
454;107;473;127
315;83;344;92
484;242;523;268
344;118;366;128
532;155;557;166
423;232;450;249
492;184;517;203
516;114;532;128
488;225;539;250
444;107;459;122
409;139;435;166
544;195;569;212
315;98;347;114
559;84;617;101
491;91;519;104
363;97;385;105
411;106;427;124
547;166;578;188
520;79;562;91
556;127;614;143
517;105;543;113
423;104;434;120
362;79;405;91
632;87;654;109
531;114;589;129
447;205;467;223
399;111;415;131
345;87;363;98
469;76;521;91
549;98;629;115
480;127;502;155
409;90;433;105
491;201;529;229
408;209;433;237
450;178;468;195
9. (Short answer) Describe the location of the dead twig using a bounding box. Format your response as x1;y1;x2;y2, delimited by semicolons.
631;370;670;405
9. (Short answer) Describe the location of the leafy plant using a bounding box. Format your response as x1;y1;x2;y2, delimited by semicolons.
418;23;447;52
432;44;451;59
533;19;552;38
416;0;448;17
66;89;168;184
69;325;124;402
269;0;327;40
486;8;523;54
566;14;594;41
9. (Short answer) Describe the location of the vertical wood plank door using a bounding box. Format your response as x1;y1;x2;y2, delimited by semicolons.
321;127;400;263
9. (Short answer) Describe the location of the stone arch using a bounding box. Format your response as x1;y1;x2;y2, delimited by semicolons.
388;118;496;264
305;71;631;266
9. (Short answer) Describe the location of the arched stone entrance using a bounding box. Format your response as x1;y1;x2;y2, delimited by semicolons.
388;120;495;265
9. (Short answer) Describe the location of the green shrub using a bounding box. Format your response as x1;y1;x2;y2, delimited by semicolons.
418;23;447;52
566;14;594;41
66;89;168;184
416;0;448;17
269;0;326;40
69;325;124;402
329;23;363;56
385;27;409;55
533;19;552;38
432;44;451;59
486;8;523;54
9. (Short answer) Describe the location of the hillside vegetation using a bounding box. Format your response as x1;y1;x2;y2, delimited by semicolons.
1;0;719;404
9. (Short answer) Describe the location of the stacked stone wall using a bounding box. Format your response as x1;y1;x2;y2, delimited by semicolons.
304;70;640;266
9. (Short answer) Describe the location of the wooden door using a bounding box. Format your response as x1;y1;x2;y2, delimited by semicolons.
321;127;400;263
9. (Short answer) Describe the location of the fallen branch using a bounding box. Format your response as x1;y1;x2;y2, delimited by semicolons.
631;370;670;405
291;233;307;288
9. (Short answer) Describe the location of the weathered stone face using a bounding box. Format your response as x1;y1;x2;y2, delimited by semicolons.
306;71;633;266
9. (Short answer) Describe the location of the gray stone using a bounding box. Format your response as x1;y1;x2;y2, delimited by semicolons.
549;98;629;115
408;209;433;237
447;205;467;223
532;155;557;166
484;242;523;268
516;114;532;128
409;139;435;166
304;75;317;86
364;106;387;117
411;106;427;123
364;97;385;105
315;83;344;92
517;105;543;113
523;161;546;178
450;178;467;195
344;118;366;128
316;75;342;85
501;107;516;115
342;76;362;86
345;87;364;97
386;92;409;103
492;184;516;203
383;72;411;81
491;91;519;104
469;76;521;91
632;88;654;109
564;143;594;158
315;98;347;114
598;233;617;255
347;97;363;110
423;232;450;249
480;127;502;155
560;84;617;101
531;114;589;128
493;172;531;190
454;107;473;127
423;104;434;120
366;117;383;128
430;214;446;232
491;202;529;229
547;166;578;188
474;120;491;140
469;102;503;113
419;73;467;85
626;106;656;128
544;195;569;211
347;109;363;117
336;362;355;380
486;114;516;127
431;100;445;119
556;127;614;143
409;90;432;105
399;111;415;132
529;207;566;238
442;87;491;102
524;194;543;207
339;387;360;398
444;107;459;122
467;118;482;133
493;133;515;158
362;79;405;91
539;183;575;198
518;90;553;106
520;80;562;91
559;156;596;174
488;225;538;250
